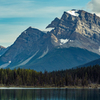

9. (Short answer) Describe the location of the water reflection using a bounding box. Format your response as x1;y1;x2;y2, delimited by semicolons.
0;88;100;100
65;89;100;100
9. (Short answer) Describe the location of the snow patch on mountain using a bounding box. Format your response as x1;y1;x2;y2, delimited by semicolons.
70;40;74;42
18;51;39;66
42;28;55;33
9;61;11;63
0;61;11;68
67;10;79;16
38;47;49;59
99;47;100;52
60;39;69;45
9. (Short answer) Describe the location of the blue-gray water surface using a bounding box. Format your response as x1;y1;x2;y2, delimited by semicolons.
0;88;100;100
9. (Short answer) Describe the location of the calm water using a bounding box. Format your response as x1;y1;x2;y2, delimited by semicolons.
0;88;100;100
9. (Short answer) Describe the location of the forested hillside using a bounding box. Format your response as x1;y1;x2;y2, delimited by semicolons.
0;65;100;87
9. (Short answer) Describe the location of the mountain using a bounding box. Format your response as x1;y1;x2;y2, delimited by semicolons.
18;47;100;72
77;57;100;68
48;10;100;55
0;46;8;56
0;27;53;67
0;9;100;71
46;17;60;28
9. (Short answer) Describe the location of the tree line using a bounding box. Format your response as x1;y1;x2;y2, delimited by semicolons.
0;65;100;87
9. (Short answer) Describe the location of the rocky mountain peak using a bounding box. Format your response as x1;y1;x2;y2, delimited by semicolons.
46;10;100;54
0;27;49;63
46;17;60;28
0;9;100;71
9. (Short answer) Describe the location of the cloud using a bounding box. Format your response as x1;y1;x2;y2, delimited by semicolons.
0;0;72;18
0;0;35;18
34;6;72;18
0;5;71;18
87;0;100;16
0;0;79;18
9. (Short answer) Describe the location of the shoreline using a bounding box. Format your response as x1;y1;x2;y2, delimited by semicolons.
0;84;100;89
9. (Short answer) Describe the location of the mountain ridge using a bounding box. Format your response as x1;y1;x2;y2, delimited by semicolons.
15;47;100;72
47;9;100;54
0;9;100;71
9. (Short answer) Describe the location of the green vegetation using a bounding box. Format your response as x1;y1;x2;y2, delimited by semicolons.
0;65;100;87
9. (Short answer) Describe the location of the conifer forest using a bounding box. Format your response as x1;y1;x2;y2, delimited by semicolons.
0;65;100;87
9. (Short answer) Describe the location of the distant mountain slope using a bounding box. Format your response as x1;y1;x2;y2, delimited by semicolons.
8;47;100;72
77;57;100;68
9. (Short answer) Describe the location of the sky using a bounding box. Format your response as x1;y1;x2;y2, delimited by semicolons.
0;0;100;47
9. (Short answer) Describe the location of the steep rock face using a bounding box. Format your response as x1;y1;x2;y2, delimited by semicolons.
47;10;100;54
0;27;53;66
46;17;60;28
76;10;100;43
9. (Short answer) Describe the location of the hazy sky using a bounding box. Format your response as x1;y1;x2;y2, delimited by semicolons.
0;0;100;47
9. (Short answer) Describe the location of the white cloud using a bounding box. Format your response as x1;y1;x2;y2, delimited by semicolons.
87;0;100;16
0;0;35;18
0;6;71;18
0;0;72;18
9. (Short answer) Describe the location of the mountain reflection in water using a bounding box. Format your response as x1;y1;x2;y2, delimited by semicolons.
0;88;100;100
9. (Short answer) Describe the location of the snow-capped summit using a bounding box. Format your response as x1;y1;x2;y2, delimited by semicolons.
67;9;79;16
47;9;100;54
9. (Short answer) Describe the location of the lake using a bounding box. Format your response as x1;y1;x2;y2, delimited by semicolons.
0;88;100;100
